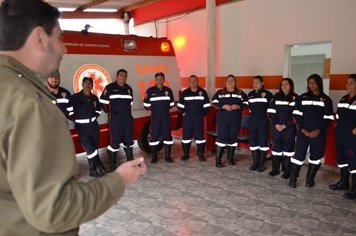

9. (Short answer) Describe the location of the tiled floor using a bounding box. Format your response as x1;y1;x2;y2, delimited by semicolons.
76;141;356;236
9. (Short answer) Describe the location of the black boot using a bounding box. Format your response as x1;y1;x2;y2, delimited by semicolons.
124;147;134;161
329;167;350;191
268;155;280;176
107;150;117;172
281;156;291;179
258;151;267;172
249;150;260;171
288;163;301;188
197;143;206;161
344;174;356;199
88;155;107;177
227;146;236;165
150;145;158;163
215;146;224;168
165;145;173;163
305;163;321;187
181;142;191;161
88;158;100;178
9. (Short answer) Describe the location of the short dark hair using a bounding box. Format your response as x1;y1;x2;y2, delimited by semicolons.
189;74;198;80
307;74;324;94
116;69;127;76
254;75;264;89
155;72;165;79
82;77;93;85
0;0;60;50
348;74;356;81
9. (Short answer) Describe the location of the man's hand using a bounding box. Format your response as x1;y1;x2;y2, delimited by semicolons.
301;128;309;137
222;104;232;111
116;157;147;186
275;124;286;132
231;104;240;110
352;128;356;135
308;129;320;138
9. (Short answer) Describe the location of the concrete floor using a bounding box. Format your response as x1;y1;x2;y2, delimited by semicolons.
76;140;356;236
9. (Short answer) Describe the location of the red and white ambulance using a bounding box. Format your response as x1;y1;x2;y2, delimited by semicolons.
60;31;181;153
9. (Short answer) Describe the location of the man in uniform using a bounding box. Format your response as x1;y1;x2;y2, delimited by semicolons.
177;75;210;161
71;77;107;177
0;1;147;235
46;70;73;119
100;69;134;171
143;72;175;163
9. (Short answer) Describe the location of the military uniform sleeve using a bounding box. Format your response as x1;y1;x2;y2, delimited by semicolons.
65;90;74;118
143;89;151;109
212;90;220;108
318;96;334;131
94;95;102;118
203;90;211;114
100;85;110;113
241;91;249;109
7;100;125;233
177;90;186;113
267;95;277;125
292;96;304;130
169;88;175;107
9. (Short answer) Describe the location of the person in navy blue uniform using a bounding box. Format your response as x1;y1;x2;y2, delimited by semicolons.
329;74;356;199
100;69;134;171
267;78;298;178
177;75;210;161
46;70;73;119
212;74;248;167
247;75;273;172
71;77;107;177
290;74;334;188
143;72;175;163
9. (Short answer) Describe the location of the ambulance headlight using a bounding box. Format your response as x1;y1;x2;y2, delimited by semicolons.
123;40;137;51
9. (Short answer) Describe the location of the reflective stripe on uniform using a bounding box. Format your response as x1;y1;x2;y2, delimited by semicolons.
292;110;303;116
301;100;325;107
291;158;304;165
87;150;98;159
196;140;206;144
107;145;120;152
249;98;268;103
99;99;110;104
164;140;174;145
216;142;227;147
272;151;283;156
267;108;276;114
249;146;260;151
184;96;204;100
308;158;322;165
56;98;69;104
182;139;191;144
109;94;133;99
150;96;170;101
75;116;96;123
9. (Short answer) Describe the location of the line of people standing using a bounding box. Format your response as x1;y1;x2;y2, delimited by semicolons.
47;69;356;199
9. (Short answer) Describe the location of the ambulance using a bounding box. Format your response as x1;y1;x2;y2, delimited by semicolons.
60;31;181;153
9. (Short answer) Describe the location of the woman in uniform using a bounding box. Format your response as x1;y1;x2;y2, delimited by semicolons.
290;74;334;188
212;74;248;167
267;78;298;178
329;74;356;199
247;75;273;172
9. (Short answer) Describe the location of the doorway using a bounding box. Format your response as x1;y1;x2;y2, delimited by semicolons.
284;42;332;95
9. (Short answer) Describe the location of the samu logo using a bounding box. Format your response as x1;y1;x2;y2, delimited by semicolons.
73;64;112;97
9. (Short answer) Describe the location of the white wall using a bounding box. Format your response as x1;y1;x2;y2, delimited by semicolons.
135;0;356;78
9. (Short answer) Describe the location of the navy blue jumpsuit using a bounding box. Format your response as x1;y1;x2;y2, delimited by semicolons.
49;86;73;119
267;92;298;158
212;89;248;147
335;94;356;172
100;83;134;151
143;85;175;147
247;89;273;151
177;87;210;144
71;90;102;158
292;92;334;165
